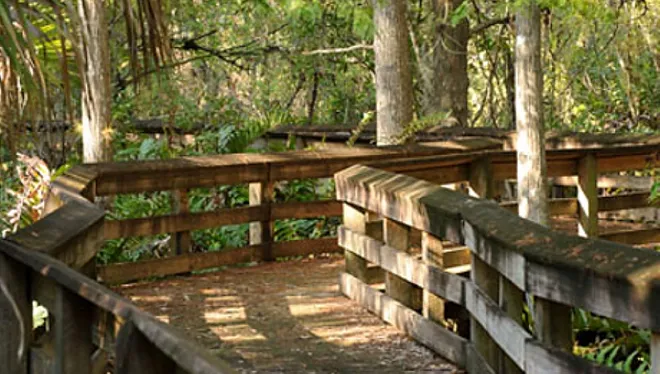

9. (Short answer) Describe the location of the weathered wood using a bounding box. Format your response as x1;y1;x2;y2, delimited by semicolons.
384;218;422;311
525;339;619;374
339;271;467;366
172;189;193;254
98;246;263;284
249;181;274;261
54;285;94;374
465;344;496;374
336;165;660;330
599;228;660;245
9;200;104;269
115;320;177;373
104;206;266;240
578;154;599;237
553;175;654;190
271;237;342;258
271;200;343;220
338;226;465;305
470;254;501;370
598;192;651;212
422;232;445;324
0;253;30;373
499;276;524;374
342;203;370;282
652;332;660;374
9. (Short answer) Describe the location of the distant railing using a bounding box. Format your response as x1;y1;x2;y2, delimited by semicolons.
335;147;659;373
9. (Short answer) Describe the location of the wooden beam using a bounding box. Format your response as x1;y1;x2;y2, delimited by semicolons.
599;228;660;245
115;320;177;373
384;218;422;312
0;253;30;373
598;192;651;212
250;181;274;261
342;203;370;283
271;237;341;258
104;206;266;240
578;154;599;237
53;286;94;374
98;246;263;284
422;232;445;324
339;272;467;367
172;189;193;254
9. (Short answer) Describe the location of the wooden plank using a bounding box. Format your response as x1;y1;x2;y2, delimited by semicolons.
342;203;370;283
338;226;465;305
384;218;422;311
465;344;496;374
470;254;502;370
250;181;274;261
115;320;177;373
598;154;657;173
652;332;660;374
98;246;263;284
336;165;660;330
130;312;237;374
599;228;660;245
524;339;619;374
553;175;654;190
271;237;341;257
464;282;530;371
53;286;94;374
578;154;599;237
0;253;30;373
9;199;104;269
422;232;445;324
172;189;193;254
104;206;266;240
339;271;467;367
271;200;342;220
599;192;651;212
443;247;471;268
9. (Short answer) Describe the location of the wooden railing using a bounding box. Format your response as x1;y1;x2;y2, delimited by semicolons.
0;141;656;372
335;147;660;373
0;173;236;373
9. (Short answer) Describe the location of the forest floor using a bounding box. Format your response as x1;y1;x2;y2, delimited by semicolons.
116;217;657;374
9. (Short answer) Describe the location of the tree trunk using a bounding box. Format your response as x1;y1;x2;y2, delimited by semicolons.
79;0;112;163
373;0;413;146
0;57;19;161
515;0;548;226
422;0;469;127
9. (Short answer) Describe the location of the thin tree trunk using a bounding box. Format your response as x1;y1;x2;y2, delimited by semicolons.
515;0;548;226
373;0;413;146
79;0;112;163
423;0;469;127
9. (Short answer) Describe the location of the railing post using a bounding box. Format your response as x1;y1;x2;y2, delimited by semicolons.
468;157;504;370
342;203;370;282
384;218;422;312
115;320;176;373
652;332;660;374
0;253;30;373
422;232;444;323
578;153;598;237
172;189;193;255
250;181;274;261
54;285;94;374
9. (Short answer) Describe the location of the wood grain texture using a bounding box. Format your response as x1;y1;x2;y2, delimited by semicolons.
0;253;30;373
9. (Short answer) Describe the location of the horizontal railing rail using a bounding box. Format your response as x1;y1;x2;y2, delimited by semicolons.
335;157;660;373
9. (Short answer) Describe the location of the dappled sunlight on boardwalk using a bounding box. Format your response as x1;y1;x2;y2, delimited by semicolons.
117;255;458;373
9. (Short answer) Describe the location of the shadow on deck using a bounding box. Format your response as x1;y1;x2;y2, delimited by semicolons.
117;255;457;373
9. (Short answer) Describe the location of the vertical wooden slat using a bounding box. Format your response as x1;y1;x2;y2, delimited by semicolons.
651;332;660;374
343;203;369;282
577;153;598;237
499;277;524;374
115;320;176;373
0;253;30;373
534;298;572;351
422;231;444;324
54;285;94;374
468;157;503;370
384;218;422;312
172;189;193;255
249;181;274;261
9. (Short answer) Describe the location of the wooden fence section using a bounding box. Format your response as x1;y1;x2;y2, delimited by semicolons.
83;143;656;283
0;170;236;373
335;164;660;373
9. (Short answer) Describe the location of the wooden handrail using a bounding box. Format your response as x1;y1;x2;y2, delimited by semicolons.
335;162;660;373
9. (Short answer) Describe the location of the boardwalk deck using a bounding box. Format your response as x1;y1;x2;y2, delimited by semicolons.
117;255;458;373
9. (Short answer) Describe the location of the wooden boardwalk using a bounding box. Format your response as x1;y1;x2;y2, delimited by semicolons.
118;255;458;373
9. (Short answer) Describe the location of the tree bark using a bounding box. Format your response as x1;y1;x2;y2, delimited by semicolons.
422;0;469;127
515;0;548;226
373;0;413;146
79;0;112;163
